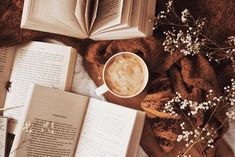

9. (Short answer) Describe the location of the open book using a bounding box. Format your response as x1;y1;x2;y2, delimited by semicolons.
21;0;156;40
0;41;77;133
10;85;145;157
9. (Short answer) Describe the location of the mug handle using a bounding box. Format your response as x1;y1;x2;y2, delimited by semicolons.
95;84;109;96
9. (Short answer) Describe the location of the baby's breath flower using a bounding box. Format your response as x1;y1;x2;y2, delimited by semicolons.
180;122;186;130
155;0;235;65
227;36;235;46
163;27;205;56
154;1;235;155
23;121;33;133
166;0;174;12
41;121;55;134
181;9;190;23
226;111;235;120
177;130;192;142
164;79;234;156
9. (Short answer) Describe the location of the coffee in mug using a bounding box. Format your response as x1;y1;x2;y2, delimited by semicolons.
95;52;149;98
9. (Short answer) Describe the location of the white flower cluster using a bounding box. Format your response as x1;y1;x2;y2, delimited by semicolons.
156;1;207;56
207;139;214;148
162;19;206;56
225;85;235;106
225;79;235;120
164;97;178;115
227;36;235;46
155;0;235;65
181;9;190;23
177;128;201;142
177;130;193;142
41;122;55;134
23;121;55;135
166;0;174;12
189;100;217;116
164;92;216;117
165;80;235;123
226;111;235;120
180;122;185;130
177;125;216;157
206;36;235;63
195;18;206;33
23;121;33;133
155;1;235;155
163;81;235;156
156;0;173;21
156;11;167;21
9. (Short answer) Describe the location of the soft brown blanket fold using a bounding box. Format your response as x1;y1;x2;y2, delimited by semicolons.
0;0;235;157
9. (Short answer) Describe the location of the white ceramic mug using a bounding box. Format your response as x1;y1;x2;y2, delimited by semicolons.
95;52;149;98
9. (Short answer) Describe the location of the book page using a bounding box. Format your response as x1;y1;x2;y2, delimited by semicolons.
75;98;137;157
21;0;87;38
84;0;92;32
89;0;99;31
91;0;133;35
83;0;99;32
0;117;8;157
10;85;89;157
45;0;85;34
143;0;157;36
91;0;156;40
0;47;15;110
3;42;76;131
126;111;145;157
92;0;124;33
90;0;143;40
75;0;88;33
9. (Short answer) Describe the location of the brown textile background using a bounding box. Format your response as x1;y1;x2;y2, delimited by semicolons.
0;0;235;156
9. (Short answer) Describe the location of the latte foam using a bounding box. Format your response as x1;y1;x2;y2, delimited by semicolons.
104;53;146;96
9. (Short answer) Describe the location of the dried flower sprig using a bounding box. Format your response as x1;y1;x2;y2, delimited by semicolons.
10;121;34;154
164;91;217;117
22;121;33;133
41;121;55;134
154;0;235;67
163;79;235;156
11;120;56;154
